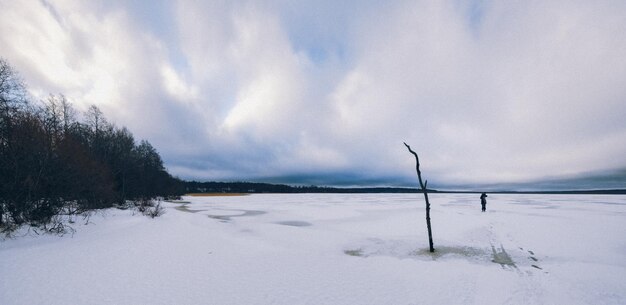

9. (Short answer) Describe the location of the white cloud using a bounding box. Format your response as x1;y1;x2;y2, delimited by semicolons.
160;64;198;102
322;0;626;184
1;0;625;187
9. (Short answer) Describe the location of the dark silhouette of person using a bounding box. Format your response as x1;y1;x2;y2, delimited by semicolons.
480;192;488;212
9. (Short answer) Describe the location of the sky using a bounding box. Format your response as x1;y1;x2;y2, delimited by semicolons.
1;0;625;189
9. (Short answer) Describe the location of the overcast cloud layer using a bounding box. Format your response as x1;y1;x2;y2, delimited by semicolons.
1;0;625;188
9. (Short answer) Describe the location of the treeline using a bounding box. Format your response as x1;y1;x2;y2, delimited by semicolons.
0;58;184;232
187;181;626;195
185;181;425;194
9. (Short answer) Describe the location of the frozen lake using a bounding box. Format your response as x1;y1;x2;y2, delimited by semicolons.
2;193;626;304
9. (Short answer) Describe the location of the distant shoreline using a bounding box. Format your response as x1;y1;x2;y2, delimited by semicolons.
184;181;626;195
435;189;626;195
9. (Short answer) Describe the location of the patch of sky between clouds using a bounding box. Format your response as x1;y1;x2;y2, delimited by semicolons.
302;46;333;65
455;0;487;35
286;35;342;67
276;0;358;66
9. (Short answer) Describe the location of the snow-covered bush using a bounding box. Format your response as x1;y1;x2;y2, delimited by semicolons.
136;199;165;219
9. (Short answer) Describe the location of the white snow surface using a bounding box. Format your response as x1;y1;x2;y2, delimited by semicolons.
1;193;626;305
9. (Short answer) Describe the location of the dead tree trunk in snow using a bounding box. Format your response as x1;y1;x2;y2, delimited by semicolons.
404;142;434;252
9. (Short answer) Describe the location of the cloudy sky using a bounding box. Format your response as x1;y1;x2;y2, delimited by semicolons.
1;0;625;189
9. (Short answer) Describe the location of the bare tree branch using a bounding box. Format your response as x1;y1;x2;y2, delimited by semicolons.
404;142;434;252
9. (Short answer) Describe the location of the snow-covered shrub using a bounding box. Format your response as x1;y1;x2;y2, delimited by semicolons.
135;199;165;218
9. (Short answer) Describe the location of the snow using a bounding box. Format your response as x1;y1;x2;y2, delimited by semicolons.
1;193;626;305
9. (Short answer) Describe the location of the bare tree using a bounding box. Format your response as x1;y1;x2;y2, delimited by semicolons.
86;105;105;137
59;95;75;133
0;58;28;227
0;58;27;106
404;142;434;252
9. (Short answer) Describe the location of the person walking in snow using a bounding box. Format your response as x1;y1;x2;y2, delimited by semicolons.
480;192;488;212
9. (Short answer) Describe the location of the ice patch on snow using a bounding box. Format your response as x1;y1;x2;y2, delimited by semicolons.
344;238;495;264
275;221;312;227
173;203;267;221
174;204;202;213
207;210;266;221
491;244;517;268
414;245;490;261
344;248;364;256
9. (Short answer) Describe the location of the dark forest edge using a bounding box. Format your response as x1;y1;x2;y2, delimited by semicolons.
185;181;626;195
1;58;184;234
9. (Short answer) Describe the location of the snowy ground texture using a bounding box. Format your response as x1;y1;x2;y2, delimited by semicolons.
2;193;626;305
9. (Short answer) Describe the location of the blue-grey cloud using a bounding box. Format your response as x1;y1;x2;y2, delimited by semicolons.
1;0;625;188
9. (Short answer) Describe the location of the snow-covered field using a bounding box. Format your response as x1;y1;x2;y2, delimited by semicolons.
1;193;625;305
